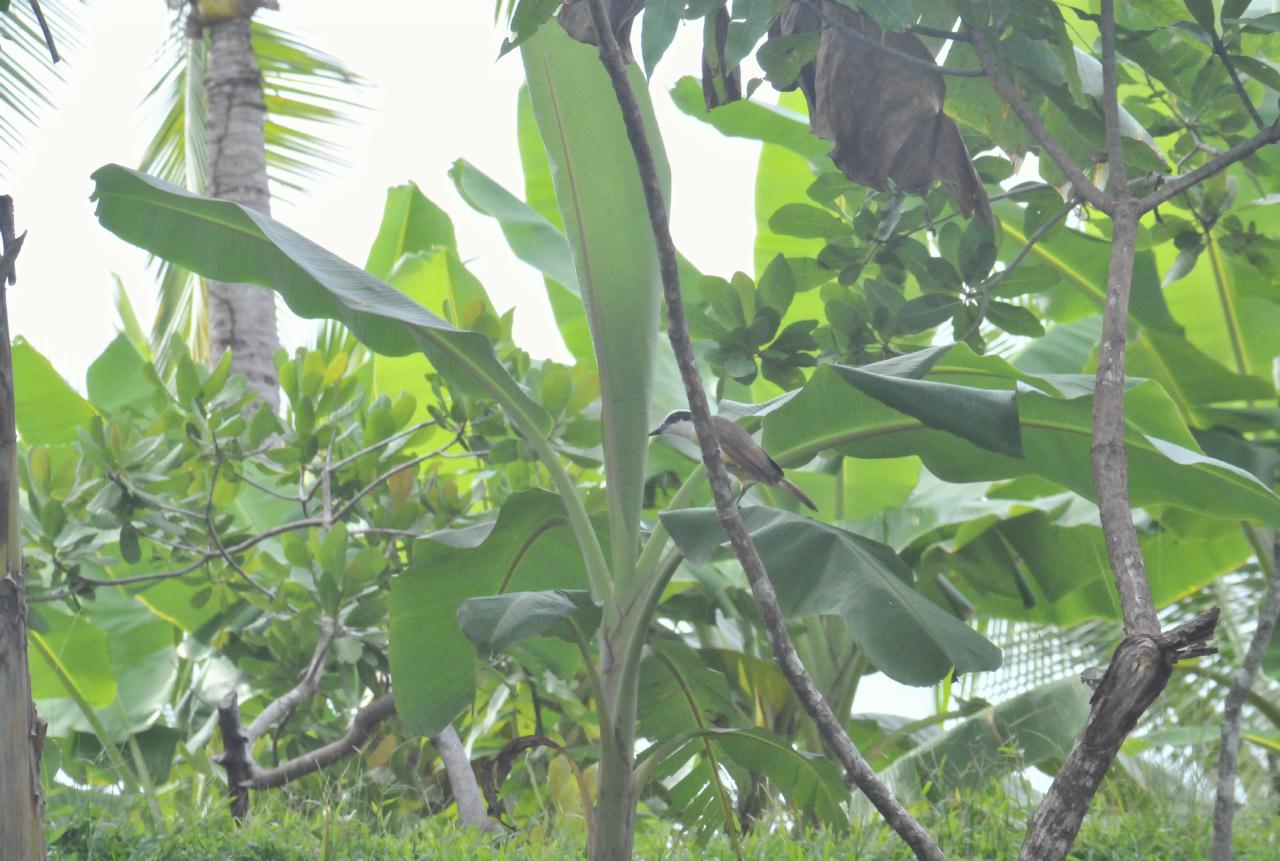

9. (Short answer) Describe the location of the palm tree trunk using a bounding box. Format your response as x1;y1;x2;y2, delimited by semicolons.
204;16;280;410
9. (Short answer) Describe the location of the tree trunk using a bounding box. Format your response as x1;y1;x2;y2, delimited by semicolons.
0;196;46;859
204;16;280;411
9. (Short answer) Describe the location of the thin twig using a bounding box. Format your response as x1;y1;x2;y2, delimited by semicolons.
961;197;1076;342
1209;29;1265;132
799;0;984;77
583;2;946;859
206;441;278;602
1213;531;1280;860
325;419;439;474
971;31;1111;212
74;431;466;591
908;24;971;42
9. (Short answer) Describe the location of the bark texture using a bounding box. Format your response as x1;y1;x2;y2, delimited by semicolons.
204;16;280;410
0;197;45;860
1019;611;1217;859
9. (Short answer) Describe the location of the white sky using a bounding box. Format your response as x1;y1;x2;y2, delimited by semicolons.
2;0;934;720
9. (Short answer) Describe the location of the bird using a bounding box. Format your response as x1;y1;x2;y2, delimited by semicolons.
648;410;818;512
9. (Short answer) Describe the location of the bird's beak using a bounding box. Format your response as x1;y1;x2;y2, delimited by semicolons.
647;426;662;437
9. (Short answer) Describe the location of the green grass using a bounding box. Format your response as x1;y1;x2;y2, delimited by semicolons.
44;780;1278;861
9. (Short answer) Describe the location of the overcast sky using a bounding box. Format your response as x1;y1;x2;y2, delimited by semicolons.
2;0;936;720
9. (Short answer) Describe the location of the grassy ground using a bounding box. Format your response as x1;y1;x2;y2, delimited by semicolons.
44;781;1277;860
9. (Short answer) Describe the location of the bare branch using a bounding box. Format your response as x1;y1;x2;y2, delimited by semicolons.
216;691;252;820
583;2;945;859
971;33;1111;212
1139;121;1280;213
1214;531;1280;861
1090;1;1157;637
1091;202;1160;635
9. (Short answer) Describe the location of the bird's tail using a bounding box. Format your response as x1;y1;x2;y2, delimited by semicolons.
780;478;818;512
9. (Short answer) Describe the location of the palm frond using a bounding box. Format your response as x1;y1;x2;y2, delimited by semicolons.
0;0;83;175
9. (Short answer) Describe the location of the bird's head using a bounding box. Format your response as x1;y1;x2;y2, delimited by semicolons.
648;409;697;441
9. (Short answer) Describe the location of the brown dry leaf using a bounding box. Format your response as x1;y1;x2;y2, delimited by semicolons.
702;4;743;110
774;2;991;222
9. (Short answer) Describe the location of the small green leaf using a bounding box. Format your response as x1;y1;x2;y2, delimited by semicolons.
119;524;141;564
986;301;1046;337
769;203;848;239
756;33;819;88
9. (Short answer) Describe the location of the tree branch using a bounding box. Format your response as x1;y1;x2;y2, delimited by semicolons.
245;694;395;789
962;197;1075;343
1138;120;1280;213
1086;1;1158;638
1019;609;1219;859
970;32;1111;212
1213;530;1280;861
1100;0;1127;199
583;2;945;859
434;724;500;832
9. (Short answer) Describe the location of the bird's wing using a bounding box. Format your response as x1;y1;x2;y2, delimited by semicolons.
712;416;784;482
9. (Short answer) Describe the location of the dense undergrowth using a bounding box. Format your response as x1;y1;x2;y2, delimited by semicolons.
44;778;1278;860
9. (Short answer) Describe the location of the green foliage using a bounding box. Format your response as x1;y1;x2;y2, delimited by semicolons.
22;0;1280;853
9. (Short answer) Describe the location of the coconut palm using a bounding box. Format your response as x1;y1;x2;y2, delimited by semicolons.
143;1;363;407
